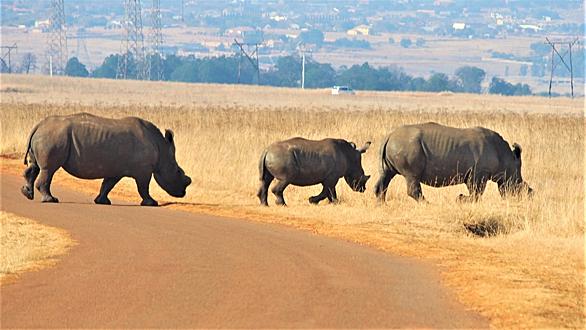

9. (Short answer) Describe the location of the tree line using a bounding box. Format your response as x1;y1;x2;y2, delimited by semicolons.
62;53;532;96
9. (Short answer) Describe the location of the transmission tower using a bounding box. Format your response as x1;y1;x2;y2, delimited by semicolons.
75;28;91;66
117;0;147;80
149;0;164;80
46;0;68;76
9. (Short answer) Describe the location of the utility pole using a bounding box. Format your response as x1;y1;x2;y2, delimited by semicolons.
301;51;305;89
117;0;147;80
545;37;580;98
1;43;17;73
149;0;164;80
181;0;185;24
233;39;260;84
298;43;311;89
46;0;68;75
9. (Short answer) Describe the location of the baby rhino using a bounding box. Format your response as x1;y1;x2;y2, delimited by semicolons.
257;137;371;206
374;122;533;202
21;113;191;206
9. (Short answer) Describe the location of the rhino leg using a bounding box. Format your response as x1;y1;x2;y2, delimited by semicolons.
271;180;289;206
405;176;424;202
326;186;338;203
21;163;40;200
95;176;122;205
459;177;487;202
257;172;274;206
309;185;329;204
135;175;158;207
36;167;59;203
374;168;397;203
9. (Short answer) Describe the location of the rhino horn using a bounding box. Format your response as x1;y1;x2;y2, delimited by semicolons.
358;141;372;153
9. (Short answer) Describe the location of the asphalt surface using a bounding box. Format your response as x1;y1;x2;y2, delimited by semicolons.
0;173;488;328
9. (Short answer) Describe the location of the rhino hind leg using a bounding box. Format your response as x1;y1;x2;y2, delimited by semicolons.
271;180;289;206
135;175;158;207
405;176;425;202
257;172;274;206
35;167;59;203
374;168;397;203
95;176;122;205
21;163;40;200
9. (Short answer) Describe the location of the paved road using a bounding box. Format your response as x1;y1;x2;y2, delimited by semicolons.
0;174;487;328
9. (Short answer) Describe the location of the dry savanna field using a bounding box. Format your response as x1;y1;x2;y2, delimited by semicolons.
0;74;584;328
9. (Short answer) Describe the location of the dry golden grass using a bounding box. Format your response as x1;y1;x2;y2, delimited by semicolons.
0;74;584;328
0;211;75;284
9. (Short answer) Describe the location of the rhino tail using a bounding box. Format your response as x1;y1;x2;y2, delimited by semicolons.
23;123;40;165
379;136;390;174
258;149;269;180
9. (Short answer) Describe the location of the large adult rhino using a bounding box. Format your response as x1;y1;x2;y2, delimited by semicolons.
257;137;371;206
374;122;533;202
21;113;191;206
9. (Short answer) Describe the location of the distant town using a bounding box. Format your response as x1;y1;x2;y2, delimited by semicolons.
1;0;584;95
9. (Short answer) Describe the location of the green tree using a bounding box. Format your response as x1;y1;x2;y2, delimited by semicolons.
425;73;450;92
298;29;324;47
400;38;412;48
92;54;123;79
65;57;89;77
519;64;528;76
304;61;336;88
454;66;486;93
488;77;532;96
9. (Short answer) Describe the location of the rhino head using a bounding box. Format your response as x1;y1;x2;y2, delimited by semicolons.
154;129;192;197
498;143;533;198
344;141;371;193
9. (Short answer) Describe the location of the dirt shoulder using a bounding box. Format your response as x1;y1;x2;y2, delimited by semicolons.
0;211;75;284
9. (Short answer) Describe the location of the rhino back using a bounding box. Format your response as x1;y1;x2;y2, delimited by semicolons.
54;113;159;179
265;138;344;186
388;123;504;186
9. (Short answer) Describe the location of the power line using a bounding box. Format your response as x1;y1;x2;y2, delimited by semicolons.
46;0;68;76
117;0;147;80
1;43;18;73
545;37;580;98
149;0;164;80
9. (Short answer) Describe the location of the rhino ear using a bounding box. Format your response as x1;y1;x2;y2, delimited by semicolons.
512;143;522;159
358;141;372;153
349;142;357;149
165;129;175;145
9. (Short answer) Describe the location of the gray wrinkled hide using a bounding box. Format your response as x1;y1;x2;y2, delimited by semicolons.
257;137;371;206
374;122;532;202
21;113;191;206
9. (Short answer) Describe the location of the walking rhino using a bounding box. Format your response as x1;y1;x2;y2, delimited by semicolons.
374;122;533;202
21;113;191;206
257;137;371;206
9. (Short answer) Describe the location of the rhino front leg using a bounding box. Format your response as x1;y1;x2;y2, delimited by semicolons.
95;176;122;205
326;186;338;203
21;163;40;200
271;180;289;206
135;175;158;207
405;176;425;202
35;167;59;203
459;177;487;202
309;185;329;204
